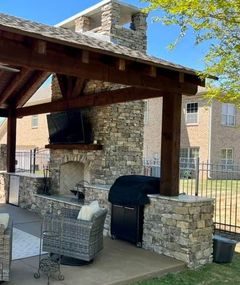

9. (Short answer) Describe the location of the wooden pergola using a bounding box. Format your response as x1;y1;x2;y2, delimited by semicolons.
0;14;205;196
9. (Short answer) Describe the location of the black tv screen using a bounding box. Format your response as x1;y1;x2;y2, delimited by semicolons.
47;110;92;144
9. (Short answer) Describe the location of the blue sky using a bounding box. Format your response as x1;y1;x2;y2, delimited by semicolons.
0;0;210;71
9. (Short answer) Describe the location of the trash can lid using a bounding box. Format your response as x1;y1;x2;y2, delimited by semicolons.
213;235;237;244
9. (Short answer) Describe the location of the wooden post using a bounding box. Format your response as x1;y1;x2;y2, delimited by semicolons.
160;93;182;196
7;108;17;173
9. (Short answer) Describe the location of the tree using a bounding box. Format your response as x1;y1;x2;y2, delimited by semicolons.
142;0;240;106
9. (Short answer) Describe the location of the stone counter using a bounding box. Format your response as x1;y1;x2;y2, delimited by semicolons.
33;187;111;236
0;172;214;268
0;172;48;204
143;194;214;268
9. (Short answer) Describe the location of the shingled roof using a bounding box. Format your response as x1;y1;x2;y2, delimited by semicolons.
0;13;199;76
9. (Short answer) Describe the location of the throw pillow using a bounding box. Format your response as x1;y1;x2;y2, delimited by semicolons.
77;201;100;221
0;213;9;230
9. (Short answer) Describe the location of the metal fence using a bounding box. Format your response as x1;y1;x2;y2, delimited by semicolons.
143;158;240;240
16;148;50;173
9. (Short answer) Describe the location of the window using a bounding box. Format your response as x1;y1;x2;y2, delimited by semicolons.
144;100;149;125
180;147;199;169
31;115;39;129
186;102;198;124
221;148;233;170
222;103;236;126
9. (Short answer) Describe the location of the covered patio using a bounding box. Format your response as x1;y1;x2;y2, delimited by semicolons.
0;12;204;196
0;8;214;277
2;204;185;285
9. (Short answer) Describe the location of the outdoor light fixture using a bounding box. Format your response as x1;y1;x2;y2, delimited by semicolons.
0;63;20;73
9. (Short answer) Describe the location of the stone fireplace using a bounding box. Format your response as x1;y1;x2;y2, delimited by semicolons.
49;102;144;195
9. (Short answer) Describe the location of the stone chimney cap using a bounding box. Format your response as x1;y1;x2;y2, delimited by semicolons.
56;0;141;28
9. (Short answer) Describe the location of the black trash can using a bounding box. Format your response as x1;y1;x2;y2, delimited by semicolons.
213;235;237;263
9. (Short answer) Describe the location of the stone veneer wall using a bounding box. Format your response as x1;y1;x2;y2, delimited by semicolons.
0;144;7;171
143;195;214;268
51;78;144;191
0;174;7;203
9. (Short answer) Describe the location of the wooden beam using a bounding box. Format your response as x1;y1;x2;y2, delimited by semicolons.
14;71;50;108
81;50;89;64
16;87;169;117
56;75;86;99
33;40;47;55
160;93;182;196
0;108;8;117
72;78;87;98
7;108;16;173
45;144;103;151
0;35;199;95
56;74;69;99
117;59;126;71
0;68;32;105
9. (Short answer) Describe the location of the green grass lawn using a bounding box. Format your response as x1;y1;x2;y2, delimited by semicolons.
133;253;240;285
180;179;240;197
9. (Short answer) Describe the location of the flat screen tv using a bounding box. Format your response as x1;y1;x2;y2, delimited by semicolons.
47;110;92;144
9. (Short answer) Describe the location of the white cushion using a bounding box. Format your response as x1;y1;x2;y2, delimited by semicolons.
0;213;9;229
77;201;100;221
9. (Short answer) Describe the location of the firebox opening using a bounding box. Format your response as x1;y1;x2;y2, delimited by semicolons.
59;162;90;196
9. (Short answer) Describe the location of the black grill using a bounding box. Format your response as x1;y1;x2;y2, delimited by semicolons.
108;175;160;246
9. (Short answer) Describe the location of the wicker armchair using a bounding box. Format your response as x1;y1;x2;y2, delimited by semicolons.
42;208;107;262
0;217;12;281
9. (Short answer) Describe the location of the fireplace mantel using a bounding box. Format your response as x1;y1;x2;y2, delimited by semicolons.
45;144;103;150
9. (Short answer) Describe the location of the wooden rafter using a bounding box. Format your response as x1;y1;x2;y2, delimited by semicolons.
0;34;200;95
0;68;32;105
14;71;50;108
16;87;169;117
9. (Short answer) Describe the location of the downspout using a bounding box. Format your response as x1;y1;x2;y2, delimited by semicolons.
208;102;213;178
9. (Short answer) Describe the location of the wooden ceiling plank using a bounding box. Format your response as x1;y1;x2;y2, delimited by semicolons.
16;87;171;117
0;35;200;95
0;68;32;105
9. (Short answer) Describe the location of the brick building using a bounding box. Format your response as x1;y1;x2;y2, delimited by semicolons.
144;87;240;166
0;85;51;151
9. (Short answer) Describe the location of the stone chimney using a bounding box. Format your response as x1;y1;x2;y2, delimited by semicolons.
72;0;147;53
50;1;145;190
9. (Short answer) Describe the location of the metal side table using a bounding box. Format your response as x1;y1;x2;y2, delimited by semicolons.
34;219;64;285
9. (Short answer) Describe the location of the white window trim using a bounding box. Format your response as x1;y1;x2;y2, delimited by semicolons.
185;102;199;125
221;148;234;166
144;100;149;125
221;103;236;127
31;115;39;129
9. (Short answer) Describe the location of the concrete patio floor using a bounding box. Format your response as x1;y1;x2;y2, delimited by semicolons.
0;204;185;285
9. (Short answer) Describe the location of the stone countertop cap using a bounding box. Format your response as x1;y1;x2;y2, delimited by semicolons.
84;184;111;191
148;194;214;203
4;172;45;178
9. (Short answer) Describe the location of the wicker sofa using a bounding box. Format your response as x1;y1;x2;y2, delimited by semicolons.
42;208;107;262
0;216;12;281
